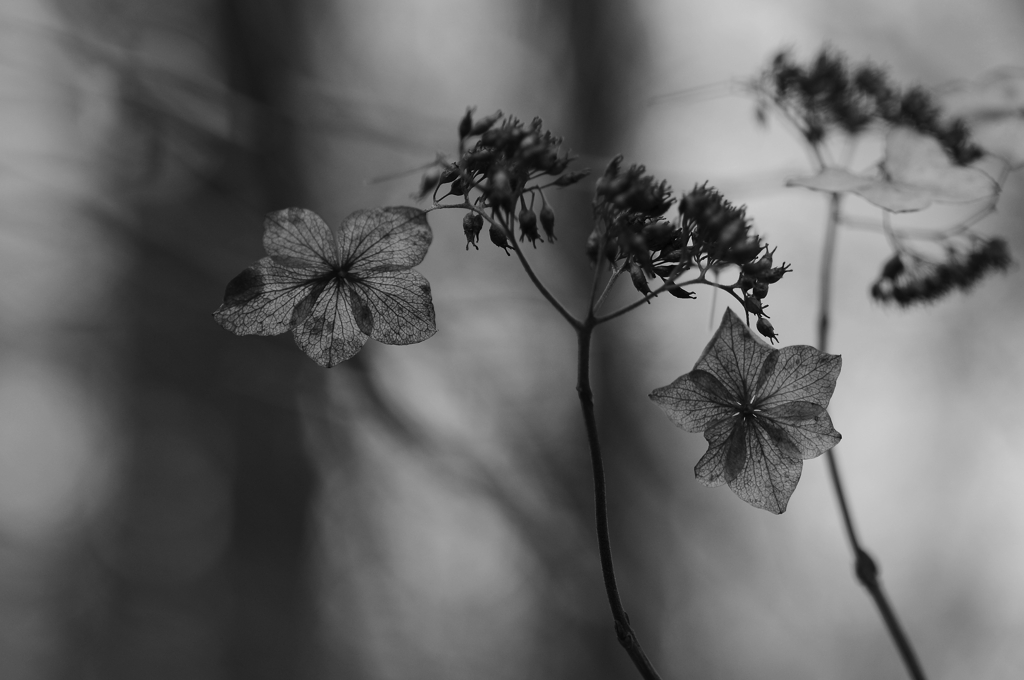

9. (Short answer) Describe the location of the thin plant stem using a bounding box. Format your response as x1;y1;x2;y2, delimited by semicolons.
596;274;743;326
496;217;661;678
430;202;581;329
818;192;928;680
593;262;625;312
576;318;663;680
507;232;581;329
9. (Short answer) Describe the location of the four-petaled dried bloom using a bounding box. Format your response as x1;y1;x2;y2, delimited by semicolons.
214;207;437;368
650;309;841;514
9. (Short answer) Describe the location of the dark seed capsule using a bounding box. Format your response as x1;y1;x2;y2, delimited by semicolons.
459;109;473;139
752;280;769;299
463;212;483;250
470;110;502;136
539;205;556;240
652;264;675;277
743;248;774;276
756;317;778;343
489;223;511;255
729;237;762;265
660;248;686;263
667;284;695;299
518;209;540;245
763;264;790;284
439;165;459;185
629;262;651;295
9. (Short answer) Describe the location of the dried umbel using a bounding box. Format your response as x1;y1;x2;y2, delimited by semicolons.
871;238;1011;306
424;110;591;256
590;172;790;341
757;47;982;163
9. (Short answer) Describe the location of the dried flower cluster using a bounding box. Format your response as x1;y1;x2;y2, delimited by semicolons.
591;167;790;341
421;109;587;252
758;48;982;164
870;238;1011;306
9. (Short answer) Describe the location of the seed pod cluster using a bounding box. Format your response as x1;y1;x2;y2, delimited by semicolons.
428;109;589;253
590;163;790;341
760;48;981;164
871;238;1011;306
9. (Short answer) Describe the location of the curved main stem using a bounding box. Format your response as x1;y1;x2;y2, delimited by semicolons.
576;320;663;680
818;193;927;680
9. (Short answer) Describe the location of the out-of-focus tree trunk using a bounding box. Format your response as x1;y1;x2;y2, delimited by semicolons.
50;1;343;678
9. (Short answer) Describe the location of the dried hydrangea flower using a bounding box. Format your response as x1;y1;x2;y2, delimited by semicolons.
214;207;436;367
651;309;841;513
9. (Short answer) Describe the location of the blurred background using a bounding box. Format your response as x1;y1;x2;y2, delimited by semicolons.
2;0;1023;678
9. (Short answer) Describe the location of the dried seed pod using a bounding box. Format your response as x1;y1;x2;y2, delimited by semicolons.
629;261;651;295
539;205;556;241
463;212;483;250
518;209;541;245
756;317;778;343
489;223;511;255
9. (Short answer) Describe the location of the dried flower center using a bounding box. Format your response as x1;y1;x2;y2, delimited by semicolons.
738;401;760;420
